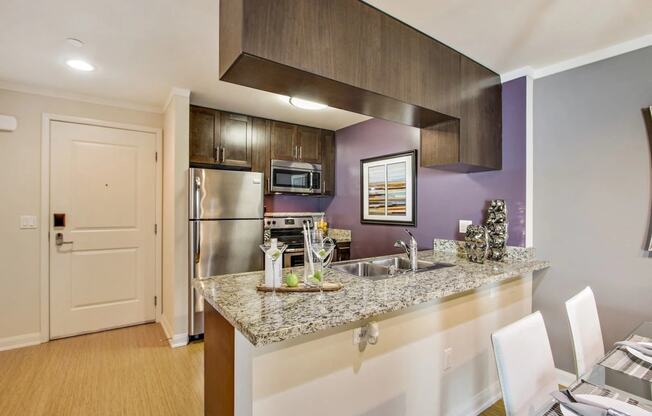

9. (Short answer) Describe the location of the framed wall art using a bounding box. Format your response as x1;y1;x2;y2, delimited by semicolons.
360;150;417;226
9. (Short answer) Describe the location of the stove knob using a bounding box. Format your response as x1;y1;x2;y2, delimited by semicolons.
272;220;277;225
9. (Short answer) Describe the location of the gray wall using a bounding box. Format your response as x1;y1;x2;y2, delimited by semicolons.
533;46;652;373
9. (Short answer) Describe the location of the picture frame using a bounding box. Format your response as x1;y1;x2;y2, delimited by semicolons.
360;150;417;226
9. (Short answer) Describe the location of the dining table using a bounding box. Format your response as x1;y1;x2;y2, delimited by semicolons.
539;321;652;415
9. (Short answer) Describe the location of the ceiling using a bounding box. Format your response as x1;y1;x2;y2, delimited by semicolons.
366;0;652;75
1;0;651;130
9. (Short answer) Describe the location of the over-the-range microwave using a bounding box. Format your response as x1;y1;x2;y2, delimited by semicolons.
270;159;322;194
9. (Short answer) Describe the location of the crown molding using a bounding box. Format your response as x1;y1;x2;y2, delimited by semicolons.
0;80;163;113
164;87;191;111
501;67;535;83
501;33;652;83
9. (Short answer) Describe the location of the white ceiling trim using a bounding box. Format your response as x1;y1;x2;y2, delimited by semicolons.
163;87;191;112
0;79;162;114
501;33;652;83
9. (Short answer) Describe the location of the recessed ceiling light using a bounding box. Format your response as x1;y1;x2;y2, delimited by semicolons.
288;97;328;110
66;59;95;72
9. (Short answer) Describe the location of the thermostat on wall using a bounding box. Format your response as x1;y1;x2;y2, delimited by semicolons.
0;115;17;132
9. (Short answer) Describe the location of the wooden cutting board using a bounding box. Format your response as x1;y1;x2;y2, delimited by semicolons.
256;282;343;292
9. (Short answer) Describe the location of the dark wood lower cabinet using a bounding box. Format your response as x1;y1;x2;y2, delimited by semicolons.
334;242;351;262
204;301;234;416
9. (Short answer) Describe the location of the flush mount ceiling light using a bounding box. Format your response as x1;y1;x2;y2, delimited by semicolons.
65;59;95;72
66;38;84;48
288;97;328;110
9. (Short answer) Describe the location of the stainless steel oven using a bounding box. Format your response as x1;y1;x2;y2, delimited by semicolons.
264;214;319;267
270;160;322;194
283;248;305;267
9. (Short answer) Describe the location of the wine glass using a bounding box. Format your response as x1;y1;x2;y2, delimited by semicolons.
310;237;335;298
259;241;287;297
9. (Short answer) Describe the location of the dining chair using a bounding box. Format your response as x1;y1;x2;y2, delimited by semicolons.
565;286;604;378
492;311;558;416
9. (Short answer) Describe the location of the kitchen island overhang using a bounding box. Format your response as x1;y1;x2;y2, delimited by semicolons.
197;249;549;416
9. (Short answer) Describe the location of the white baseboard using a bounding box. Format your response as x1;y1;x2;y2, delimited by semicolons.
556;368;577;387
0;332;42;352
452;381;502;416
159;314;189;348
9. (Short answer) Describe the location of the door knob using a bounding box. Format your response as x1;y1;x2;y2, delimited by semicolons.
55;232;73;246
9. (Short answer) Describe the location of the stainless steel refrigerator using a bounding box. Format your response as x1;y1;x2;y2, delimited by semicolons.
188;168;264;337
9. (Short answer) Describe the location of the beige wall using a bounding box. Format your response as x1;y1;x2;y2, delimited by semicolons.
0;88;162;348
161;92;190;345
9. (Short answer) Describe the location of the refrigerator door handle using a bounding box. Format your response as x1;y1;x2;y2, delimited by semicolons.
194;221;201;265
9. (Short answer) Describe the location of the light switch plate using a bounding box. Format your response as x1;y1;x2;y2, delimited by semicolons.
458;220;472;233
20;215;38;229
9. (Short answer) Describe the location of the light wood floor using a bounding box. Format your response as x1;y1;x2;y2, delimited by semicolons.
0;323;203;416
0;323;509;415
480;399;507;416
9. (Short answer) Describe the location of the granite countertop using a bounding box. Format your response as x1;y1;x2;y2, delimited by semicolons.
328;228;351;243
195;250;550;347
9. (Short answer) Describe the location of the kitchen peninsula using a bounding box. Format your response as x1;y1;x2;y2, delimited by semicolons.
196;241;549;416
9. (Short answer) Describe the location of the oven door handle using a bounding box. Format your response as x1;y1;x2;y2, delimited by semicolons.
284;248;305;253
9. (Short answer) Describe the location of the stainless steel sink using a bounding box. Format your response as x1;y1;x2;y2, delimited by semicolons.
330;256;454;281
368;257;436;270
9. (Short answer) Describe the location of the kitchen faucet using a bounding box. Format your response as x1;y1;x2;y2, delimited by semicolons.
394;229;418;271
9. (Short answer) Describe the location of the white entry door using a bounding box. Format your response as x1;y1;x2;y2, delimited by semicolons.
49;120;157;339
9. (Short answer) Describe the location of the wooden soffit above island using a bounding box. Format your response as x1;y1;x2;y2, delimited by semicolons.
219;0;503;172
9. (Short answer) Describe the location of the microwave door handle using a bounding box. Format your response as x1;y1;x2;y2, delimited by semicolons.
309;172;313;192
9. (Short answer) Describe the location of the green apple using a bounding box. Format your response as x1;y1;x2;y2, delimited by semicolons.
313;270;322;282
285;272;299;287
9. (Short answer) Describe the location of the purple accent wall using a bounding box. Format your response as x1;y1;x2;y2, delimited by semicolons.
264;195;326;213
323;78;527;258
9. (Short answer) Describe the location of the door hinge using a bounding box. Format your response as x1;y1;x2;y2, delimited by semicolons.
154;296;157;306
155;151;158;162
154;224;158;234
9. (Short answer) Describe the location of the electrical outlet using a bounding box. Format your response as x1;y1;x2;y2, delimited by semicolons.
353;327;363;345
443;347;453;371
20;215;37;229
458;220;472;233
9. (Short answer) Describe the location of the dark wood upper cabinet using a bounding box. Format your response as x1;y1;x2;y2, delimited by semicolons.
295;126;321;163
190;107;335;195
219;0;502;173
219;0;459;128
190;106;218;164
190;105;252;169
320;130;335;195
219;112;252;168
270;121;297;161
251;117;271;193
421;57;502;172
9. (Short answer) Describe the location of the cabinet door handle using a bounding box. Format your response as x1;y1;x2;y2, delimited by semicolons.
214;147;218;162
220;146;226;162
299;146;302;160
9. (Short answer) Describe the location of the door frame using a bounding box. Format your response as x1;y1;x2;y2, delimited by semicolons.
40;113;163;342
